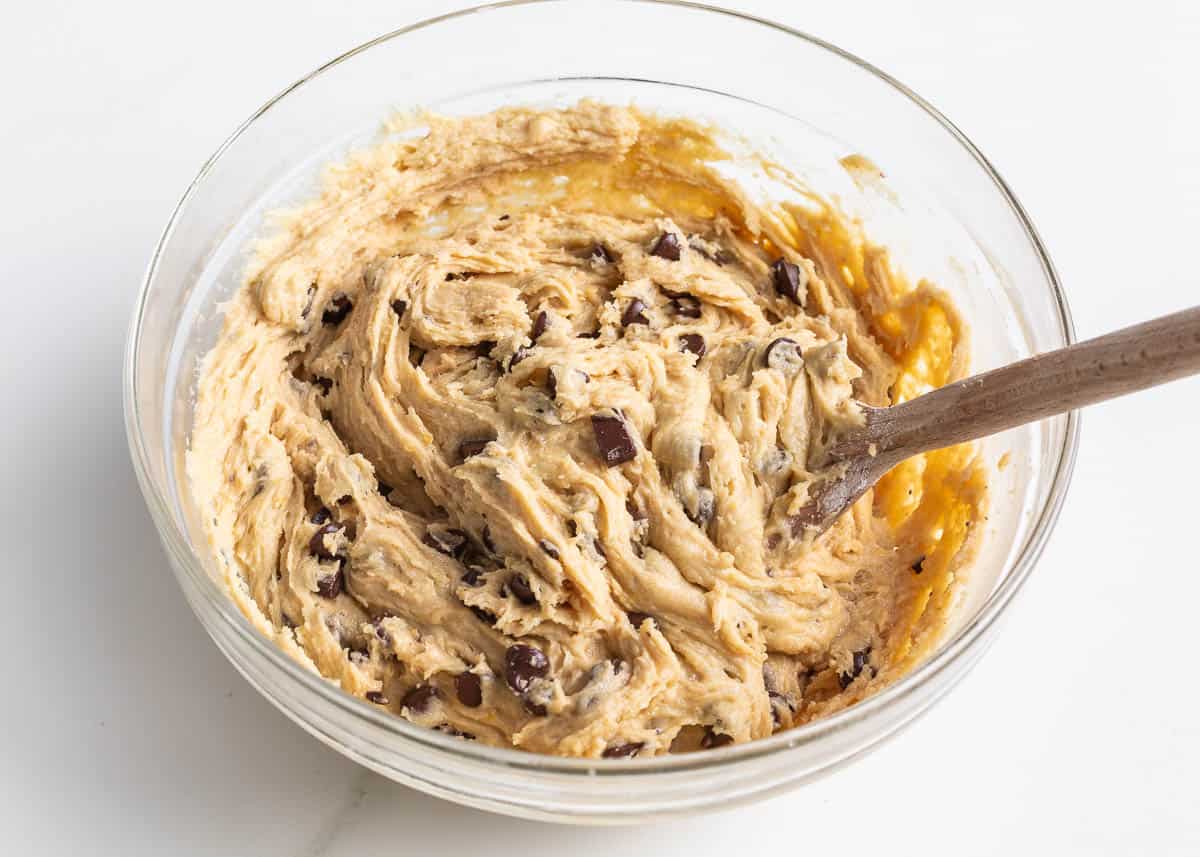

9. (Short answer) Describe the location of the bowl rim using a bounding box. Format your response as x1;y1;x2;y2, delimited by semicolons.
124;0;1079;776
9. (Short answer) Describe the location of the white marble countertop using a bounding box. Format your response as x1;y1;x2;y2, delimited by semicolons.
4;0;1199;853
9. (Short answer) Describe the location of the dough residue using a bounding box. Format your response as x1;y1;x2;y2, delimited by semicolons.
188;102;986;757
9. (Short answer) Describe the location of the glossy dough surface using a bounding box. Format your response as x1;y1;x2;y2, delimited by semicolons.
188;103;986;757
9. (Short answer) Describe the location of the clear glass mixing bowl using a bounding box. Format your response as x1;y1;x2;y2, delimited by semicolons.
124;0;1078;824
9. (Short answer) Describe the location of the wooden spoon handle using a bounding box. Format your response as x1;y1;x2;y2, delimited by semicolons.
851;306;1200;461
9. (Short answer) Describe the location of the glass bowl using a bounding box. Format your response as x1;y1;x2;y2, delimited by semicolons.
124;0;1078;824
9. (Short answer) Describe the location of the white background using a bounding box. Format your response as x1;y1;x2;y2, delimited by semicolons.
3;1;1198;854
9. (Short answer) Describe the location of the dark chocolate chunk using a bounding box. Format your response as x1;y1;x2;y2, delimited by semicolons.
770;258;805;305
435;725;477;740
316;569;344;599
311;507;331;525
400;684;438;715
391;299;407;317
469;605;496;625
504;644;549;694
508;573;537;606
531;310;549;341
455;672;483;708
670;294;702;319
365;691;389;705
591;413;637;466
422;527;468;557
508;346;531;370
602;742;644;759
763;337;803;372
538;539;560;560
461;566;485;587
679;333;706;359
627;611;655;629
912;556;925;574
701;727;734;749
839;647;872;689
309;522;343;560
621;298;649;327
321;295;353;325
591;243;614;263
312;376;333;395
475;340;496;358
650;232;682;261
458;438;492;461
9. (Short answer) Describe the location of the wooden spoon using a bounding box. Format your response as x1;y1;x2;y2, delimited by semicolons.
792;306;1200;535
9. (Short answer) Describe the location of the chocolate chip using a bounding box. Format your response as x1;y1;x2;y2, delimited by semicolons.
650;232;682;261
469;605;496;625
475;340;496;358
679;333;706;359
591;243;614;263
365;691;389;705
499;214;510;221
701;727;734;749
309;522;343;560
391;299;407;316
508;573;537;606
509;346;532;370
504;644;549;694
316;569;344;599
602;742;644;758
670;294;702;319
912;556;925;574
531;310;549;341
627;611;655;629
578;329;602;339
461;566;485;587
839;647;872;689
763;337;803;372
311;507;331;525
321;295;353;325
422;527;468;557
766;532;782;551
771;258;805;305
455;672;483;708
591;413;637;466
538;539;560;560
435;724;477;739
458;438;491;460
401;684;438;715
621;298;649;327
312;376;333;395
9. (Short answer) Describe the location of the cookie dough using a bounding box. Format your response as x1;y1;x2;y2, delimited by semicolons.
188;102;986;757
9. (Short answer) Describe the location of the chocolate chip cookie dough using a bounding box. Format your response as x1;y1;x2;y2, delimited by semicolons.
188;102;986;758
